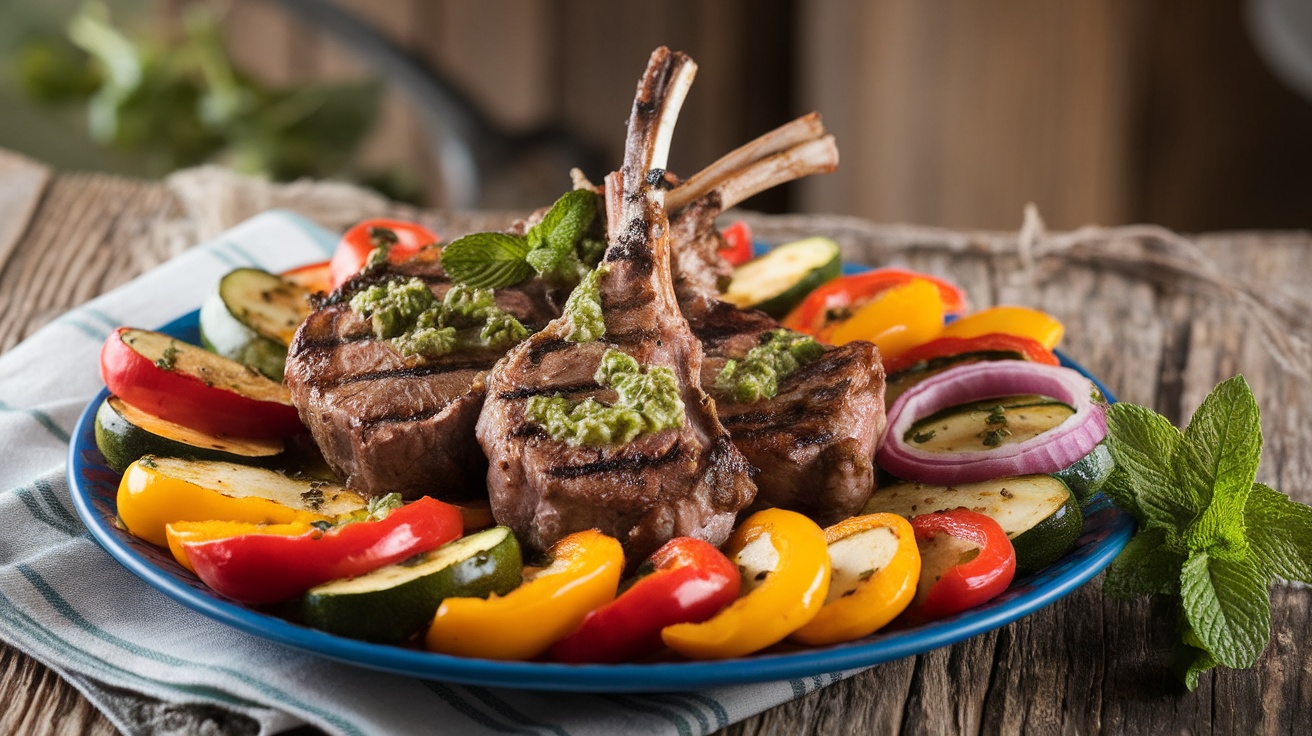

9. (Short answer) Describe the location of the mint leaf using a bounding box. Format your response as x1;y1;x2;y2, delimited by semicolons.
1245;482;1312;583
1103;526;1187;598
535;189;597;257
1105;402;1196;529
1177;376;1262;553
525;189;598;282
440;232;534;288
1179;550;1270;669
1170;630;1220;691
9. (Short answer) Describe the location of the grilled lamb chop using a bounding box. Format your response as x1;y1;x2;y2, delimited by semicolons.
665;120;888;524
285;248;560;499
477;48;756;560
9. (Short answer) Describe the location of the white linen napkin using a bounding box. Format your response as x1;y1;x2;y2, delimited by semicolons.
0;210;857;736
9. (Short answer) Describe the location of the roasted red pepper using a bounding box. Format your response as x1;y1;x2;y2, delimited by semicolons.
904;508;1016;622
882;333;1060;376
100;327;303;439
177;496;463;604
547;537;740;663
781;268;968;340
329;218;441;289
718;220;755;266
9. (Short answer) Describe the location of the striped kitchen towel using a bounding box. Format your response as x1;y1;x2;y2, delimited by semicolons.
0;210;857;736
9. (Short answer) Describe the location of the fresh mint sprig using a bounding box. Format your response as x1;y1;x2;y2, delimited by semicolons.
441;189;600;289
1101;375;1312;689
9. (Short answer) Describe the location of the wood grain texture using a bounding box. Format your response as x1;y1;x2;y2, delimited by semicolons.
1;164;1310;735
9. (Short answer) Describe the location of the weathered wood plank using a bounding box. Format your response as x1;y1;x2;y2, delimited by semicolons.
0;150;51;276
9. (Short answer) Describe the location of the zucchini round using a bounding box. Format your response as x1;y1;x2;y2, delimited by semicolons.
903;394;1076;454
722;236;841;318
94;396;283;474
200;268;312;381
862;474;1082;575
1053;442;1114;506
303;526;523;643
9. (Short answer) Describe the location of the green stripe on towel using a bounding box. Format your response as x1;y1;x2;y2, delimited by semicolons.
0;590;260;709
13;485;81;537
15;565;366;736
422;680;538;734
0;400;71;444
460;685;574;736
602;694;693;736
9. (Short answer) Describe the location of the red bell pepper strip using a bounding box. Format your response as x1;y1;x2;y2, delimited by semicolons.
882;333;1060;376
179;496;463;604
100;327;303;439
718;220;755;266
329;218;441;289
547;537;740;663
781;268;969;339
904;508;1015;622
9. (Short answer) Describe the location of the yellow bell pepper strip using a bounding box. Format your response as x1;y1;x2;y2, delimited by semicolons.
824;279;945;359
661;508;830;660
425;529;624;661
166;519;314;573
939;305;1065;351
116;457;365;547
789;513;921;646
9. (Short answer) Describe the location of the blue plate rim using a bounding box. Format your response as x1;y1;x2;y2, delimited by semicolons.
67;285;1134;694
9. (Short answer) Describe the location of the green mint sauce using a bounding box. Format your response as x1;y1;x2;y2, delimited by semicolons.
562;265;606;343
349;278;528;359
715;329;825;403
526;348;685;446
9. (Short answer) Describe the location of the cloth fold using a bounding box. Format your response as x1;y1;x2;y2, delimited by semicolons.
0;211;850;736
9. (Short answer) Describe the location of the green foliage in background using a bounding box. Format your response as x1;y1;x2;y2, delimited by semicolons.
17;1;415;200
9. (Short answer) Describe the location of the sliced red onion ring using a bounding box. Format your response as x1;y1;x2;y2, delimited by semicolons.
876;360;1107;484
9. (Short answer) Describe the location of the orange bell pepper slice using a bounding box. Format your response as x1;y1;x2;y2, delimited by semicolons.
790;513;921;645
825;279;946;359
661;509;830;659
939;305;1064;351
425;529;624;660
781;268;968;338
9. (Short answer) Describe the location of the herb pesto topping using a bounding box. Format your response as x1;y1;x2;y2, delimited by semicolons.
525;348;685;446
349;278;529;359
562;265;607;343
714;329;824;403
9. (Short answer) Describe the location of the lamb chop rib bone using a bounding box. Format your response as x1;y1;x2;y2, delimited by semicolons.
571;112;838;216
478;48;757;561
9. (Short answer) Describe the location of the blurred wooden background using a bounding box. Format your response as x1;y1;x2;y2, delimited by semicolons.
184;0;1312;230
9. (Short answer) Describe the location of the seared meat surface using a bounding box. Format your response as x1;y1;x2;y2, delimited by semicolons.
477;48;756;560
285;248;560;499
691;298;886;524
666;136;886;523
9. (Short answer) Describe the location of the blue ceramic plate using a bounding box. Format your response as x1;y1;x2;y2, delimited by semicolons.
68;274;1134;693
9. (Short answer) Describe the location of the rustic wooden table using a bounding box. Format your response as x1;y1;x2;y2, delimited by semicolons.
2;148;1309;735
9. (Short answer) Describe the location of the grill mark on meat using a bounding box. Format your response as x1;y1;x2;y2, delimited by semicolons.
605;217;655;271
798;378;852;403
724;401;808;427
497;381;601;401
528;337;571;364
359;406;445;430
546;442;684;479
511;424;548;439
312;359;490;388
295;334;372;353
